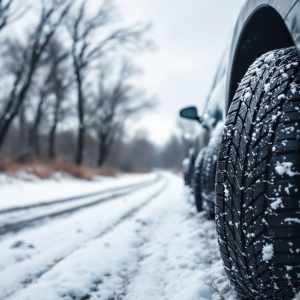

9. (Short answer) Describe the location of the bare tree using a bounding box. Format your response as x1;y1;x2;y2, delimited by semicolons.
18;100;26;146
104;131;157;171
27;37;72;159
0;0;71;150
46;37;72;159
67;0;151;165
0;0;28;31
27;69;54;158
92;60;155;166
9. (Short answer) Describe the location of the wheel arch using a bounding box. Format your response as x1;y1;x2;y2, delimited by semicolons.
225;1;300;114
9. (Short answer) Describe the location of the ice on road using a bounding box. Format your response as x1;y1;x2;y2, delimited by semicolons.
0;172;236;300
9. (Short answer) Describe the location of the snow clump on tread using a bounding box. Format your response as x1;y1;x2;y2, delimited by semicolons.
262;243;274;261
275;161;300;177
264;52;275;63
264;83;271;93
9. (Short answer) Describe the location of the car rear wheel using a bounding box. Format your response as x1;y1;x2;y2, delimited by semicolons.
194;147;206;212
215;47;300;299
187;148;196;190
200;128;222;216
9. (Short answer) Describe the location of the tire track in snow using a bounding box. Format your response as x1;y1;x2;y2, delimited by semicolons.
0;174;168;299
0;174;161;235
0;179;158;215
6;173;234;300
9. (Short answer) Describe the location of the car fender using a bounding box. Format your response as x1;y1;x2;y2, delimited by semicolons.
226;0;300;115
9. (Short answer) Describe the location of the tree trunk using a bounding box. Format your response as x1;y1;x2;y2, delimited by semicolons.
35;135;40;157
75;67;85;165
0;59;36;149
97;132;115;167
48;124;56;159
97;133;107;167
48;94;61;159
26;95;45;159
19;103;26;146
76;125;84;165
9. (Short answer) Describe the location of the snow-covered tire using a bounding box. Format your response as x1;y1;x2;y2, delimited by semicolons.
182;158;189;185
215;47;300;299
200;133;221;216
194;147;206;212
187;148;196;189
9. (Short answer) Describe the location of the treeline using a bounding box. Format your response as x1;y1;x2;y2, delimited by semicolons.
0;0;190;171
3;128;190;171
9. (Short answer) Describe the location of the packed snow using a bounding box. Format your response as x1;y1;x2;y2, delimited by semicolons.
264;83;270;93
243;91;251;101
0;172;236;300
264;52;275;63
284;218;300;224
262;243;274;261
270;197;283;210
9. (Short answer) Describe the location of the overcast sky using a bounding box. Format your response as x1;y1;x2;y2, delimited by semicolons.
109;0;244;144
5;0;245;146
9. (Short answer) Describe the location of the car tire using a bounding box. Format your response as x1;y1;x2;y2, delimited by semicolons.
187;148;196;189
201;131;221;216
194;147;206;212
215;47;300;299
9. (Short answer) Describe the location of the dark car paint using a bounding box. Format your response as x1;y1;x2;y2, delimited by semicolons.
181;0;300;184
286;1;300;52
225;0;300;115
185;1;300;130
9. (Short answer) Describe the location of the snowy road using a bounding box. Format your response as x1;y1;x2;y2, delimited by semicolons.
0;172;237;300
0;174;160;234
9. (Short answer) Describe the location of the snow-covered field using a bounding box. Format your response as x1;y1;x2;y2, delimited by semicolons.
0;171;237;300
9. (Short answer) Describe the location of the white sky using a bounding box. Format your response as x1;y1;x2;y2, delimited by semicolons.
112;0;244;145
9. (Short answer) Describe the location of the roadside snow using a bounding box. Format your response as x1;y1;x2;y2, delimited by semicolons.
0;173;156;211
4;173;236;300
0;176;166;299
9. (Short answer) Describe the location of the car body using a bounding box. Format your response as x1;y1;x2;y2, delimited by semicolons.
181;1;300;193
180;1;300;298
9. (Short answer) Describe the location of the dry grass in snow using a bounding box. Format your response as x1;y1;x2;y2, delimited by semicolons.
0;157;119;180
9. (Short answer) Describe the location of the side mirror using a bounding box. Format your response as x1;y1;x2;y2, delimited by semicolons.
179;106;201;122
